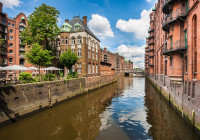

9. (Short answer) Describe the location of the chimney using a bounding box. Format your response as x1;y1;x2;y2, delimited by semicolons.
0;2;3;13
65;19;69;23
82;16;87;26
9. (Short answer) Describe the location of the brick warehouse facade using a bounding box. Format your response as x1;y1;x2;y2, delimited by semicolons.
0;2;36;78
145;0;200;132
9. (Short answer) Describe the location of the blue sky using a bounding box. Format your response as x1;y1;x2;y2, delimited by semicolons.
1;0;157;68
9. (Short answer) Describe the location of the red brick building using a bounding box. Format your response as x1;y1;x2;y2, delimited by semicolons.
0;2;36;78
58;16;101;77
125;60;133;73
145;0;200;99
100;47;130;75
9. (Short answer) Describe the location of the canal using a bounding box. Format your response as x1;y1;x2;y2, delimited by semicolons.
0;77;199;140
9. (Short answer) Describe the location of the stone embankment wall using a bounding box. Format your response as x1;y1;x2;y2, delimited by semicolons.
146;74;200;134
0;75;117;125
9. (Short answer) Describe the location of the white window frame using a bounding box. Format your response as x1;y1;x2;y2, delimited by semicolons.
65;37;68;45
72;37;75;45
92;64;94;74
78;36;82;44
78;48;81;57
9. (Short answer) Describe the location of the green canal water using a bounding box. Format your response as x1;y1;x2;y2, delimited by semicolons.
0;77;199;140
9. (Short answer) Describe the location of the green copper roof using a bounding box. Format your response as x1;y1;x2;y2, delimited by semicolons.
61;22;72;32
74;23;81;27
63;22;72;28
21;16;25;20
152;7;156;11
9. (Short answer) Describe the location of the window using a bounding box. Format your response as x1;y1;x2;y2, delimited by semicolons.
78;63;82;74
92;64;94;74
61;37;64;45
8;22;11;26
57;39;60;46
9;43;13;47
9;50;13;54
9;29;13;34
170;56;173;67
78;36;82;44
78;48;81;57
9;58;13;63
96;53;98;60
12;24;14;27
65;37;68;45
72;65;75;72
72;37;75;45
88;64;91;74
2;20;5;24
10;36;13;40
96;65;98;73
192;15;197;74
92;51;94;59
88;50;91;59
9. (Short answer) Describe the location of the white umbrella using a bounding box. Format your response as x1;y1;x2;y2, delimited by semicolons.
1;65;31;71
41;66;63;71
29;67;39;70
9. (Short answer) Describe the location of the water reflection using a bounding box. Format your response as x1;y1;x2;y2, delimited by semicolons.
0;77;199;140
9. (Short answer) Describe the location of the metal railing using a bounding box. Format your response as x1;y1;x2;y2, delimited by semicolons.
162;40;187;54
162;7;187;27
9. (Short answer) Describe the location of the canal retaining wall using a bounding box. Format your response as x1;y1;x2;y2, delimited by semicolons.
0;75;117;126
146;74;200;134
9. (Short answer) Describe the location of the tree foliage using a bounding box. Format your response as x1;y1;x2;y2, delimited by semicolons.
20;3;60;50
59;50;79;71
25;43;54;72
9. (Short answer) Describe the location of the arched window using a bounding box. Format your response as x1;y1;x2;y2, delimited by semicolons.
78;48;82;57
192;15;197;74
72;37;75;45
96;65;98;73
78;63;82;74
65;37;68;45
92;64;94;74
78;36;82;44
61;36;64;45
88;63;91;74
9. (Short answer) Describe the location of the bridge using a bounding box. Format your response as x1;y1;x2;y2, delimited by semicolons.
124;70;145;77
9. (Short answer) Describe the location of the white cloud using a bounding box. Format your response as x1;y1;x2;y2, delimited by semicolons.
117;44;145;68
1;0;22;9
116;8;152;40
146;0;152;2
88;14;114;37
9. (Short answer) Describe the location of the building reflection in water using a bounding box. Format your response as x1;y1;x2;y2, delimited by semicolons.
0;77;199;140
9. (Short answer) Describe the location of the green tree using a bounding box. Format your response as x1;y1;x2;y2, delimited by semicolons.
59;50;79;73
25;43;54;73
20;3;60;50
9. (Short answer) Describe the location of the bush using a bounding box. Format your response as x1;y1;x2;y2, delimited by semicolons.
65;72;78;80
19;72;35;84
44;74;56;81
34;75;45;82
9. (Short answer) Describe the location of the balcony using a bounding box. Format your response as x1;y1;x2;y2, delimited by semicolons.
148;34;154;39
0;29;7;34
148;40;154;45
20;54;25;59
162;7;187;32
0;43;7;48
0;50;7;55
19;45;25;51
149;63;154;67
0;20;7;27
162;40;187;55
148;28;154;33
148;54;154;58
149;48;154;51
162;0;176;14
